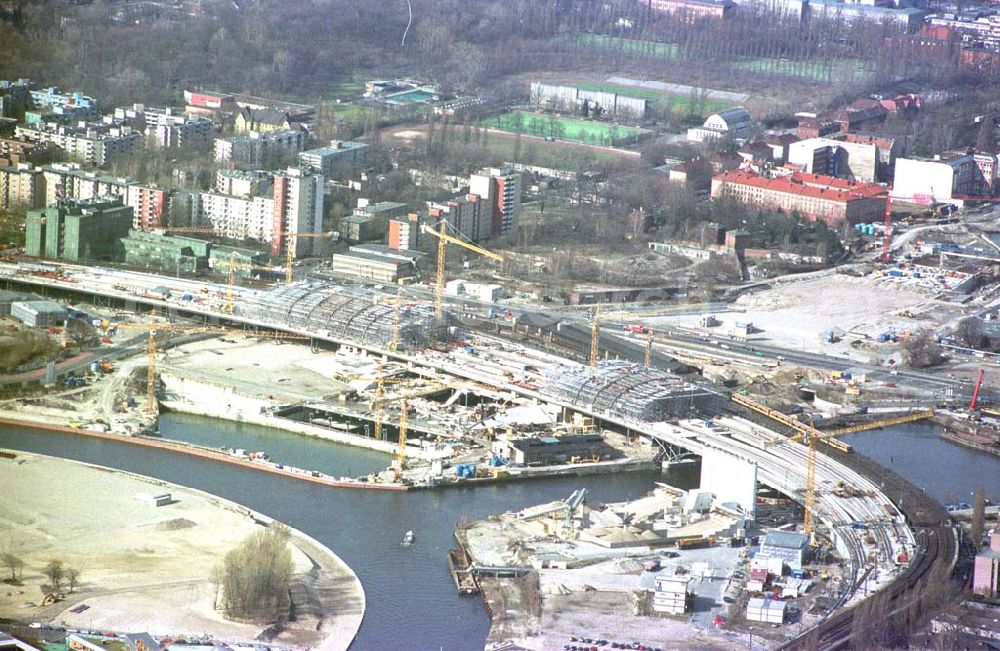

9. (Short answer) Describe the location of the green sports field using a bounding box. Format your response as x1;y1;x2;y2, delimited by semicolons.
483;111;648;146
731;57;874;83
575;81;736;117
572;34;681;60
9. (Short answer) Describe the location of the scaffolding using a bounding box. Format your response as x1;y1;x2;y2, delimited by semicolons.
238;283;448;349
539;360;723;422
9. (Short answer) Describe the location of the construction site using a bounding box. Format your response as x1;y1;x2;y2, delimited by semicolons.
0;204;978;649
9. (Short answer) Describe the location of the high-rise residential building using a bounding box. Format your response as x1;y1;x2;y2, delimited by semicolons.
298;140;368;177
125;184;171;230
215;169;273;198
112;105;214;150
40;163;129;207
469;166;521;237
16;122;142;166
0;79;34;120
0;163;45;212
387;213;421;250
427;194;491;242
272;167;324;257
25;196;133;262
214;129;305;166
193;167;323;258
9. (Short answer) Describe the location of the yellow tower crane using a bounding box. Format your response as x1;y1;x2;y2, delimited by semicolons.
118;322;312;414
420;221;503;334
730;392;852;543
586;304;698;368
274;231;336;284
644;328;655;367
164;227;335;285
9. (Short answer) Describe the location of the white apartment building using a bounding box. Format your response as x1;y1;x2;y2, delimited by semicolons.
214;129;305;166
892;153;979;203
0;163;45;211
112;104;213;149
194;167;323;258
16;122;141;166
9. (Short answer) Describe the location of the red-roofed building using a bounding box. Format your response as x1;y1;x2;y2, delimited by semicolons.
711;169;888;227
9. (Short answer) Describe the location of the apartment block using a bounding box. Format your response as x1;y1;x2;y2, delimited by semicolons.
0;163;45;212
194;167;323;258
25;196;133;262
272;166;324;257
387;213;421;250
0;136;59;167
427;194;491;242
30;86;99;119
215;169;273;198
17;122;142;166
469;167;521;236
40;163;129;207
125;184;170;230
711;169;887;227
113;105;214;150
214;129;305;166
298;140;368;177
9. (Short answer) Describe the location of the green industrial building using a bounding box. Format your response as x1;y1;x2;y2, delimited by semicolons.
210;245;270;279
120;230;211;274
25;197;133;262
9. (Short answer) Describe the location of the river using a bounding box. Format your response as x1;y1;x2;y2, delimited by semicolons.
2;415;997;649
842;421;1000;504
0;414;665;650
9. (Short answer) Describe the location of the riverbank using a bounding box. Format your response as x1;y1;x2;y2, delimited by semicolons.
934;413;1000;458
0;450;365;650
0;416;409;491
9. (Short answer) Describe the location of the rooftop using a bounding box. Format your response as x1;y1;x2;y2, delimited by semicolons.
762;530;810;550
714;169;888;202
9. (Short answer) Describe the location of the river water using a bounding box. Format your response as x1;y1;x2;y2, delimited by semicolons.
2;415;998;649
841;421;1000;504
0;414;664;650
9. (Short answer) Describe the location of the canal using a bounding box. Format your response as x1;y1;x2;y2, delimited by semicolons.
3;415;998;649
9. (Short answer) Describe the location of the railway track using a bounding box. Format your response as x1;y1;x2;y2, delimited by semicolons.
779;449;957;650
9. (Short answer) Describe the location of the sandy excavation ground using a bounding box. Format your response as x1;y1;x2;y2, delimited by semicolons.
657;274;957;358
0;451;363;651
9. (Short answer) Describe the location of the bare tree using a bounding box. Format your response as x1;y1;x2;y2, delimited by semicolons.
42;560;64;591
215;523;294;621
902;331;945;368
66;567;80;593
972;486;987;548
1;553;24;583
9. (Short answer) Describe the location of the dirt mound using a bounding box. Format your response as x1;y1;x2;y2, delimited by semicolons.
156;518;197;531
